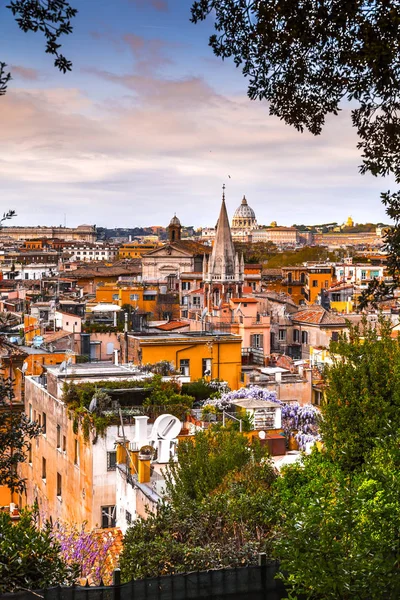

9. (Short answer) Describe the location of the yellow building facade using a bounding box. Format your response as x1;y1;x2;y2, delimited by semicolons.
118;243;160;259
123;332;243;390
305;265;336;304
95;284;158;314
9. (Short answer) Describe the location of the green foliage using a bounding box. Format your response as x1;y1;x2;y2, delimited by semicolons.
181;378;217;401
321;318;400;471
265;246;338;269
234;241;277;264
2;1;77;95
120;430;276;580
0;378;41;494
165;428;264;504
0;509;79;593
143;375;194;420
274;436;400;599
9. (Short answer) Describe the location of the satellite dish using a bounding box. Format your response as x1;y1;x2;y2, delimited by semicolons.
151;414;181;440
59;361;66;373
200;308;208;320
258;430;266;440
21;362;28;374
66;357;73;367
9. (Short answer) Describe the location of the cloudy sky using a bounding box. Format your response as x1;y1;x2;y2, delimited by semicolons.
0;0;394;229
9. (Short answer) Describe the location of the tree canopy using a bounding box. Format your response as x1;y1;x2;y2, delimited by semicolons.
0;378;41;494
1;0;77;95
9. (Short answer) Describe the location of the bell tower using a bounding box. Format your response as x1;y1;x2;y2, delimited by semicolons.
167;214;182;242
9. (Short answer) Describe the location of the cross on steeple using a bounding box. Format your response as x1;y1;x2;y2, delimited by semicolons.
222;183;225;201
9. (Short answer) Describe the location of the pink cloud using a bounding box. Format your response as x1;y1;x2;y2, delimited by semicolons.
129;0;168;12
11;65;41;81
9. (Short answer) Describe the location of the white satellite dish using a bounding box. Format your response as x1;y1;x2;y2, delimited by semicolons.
59;361;66;373
200;308;208;320
66;357;73;367
258;430;266;440
151;414;181;440
21;362;28;374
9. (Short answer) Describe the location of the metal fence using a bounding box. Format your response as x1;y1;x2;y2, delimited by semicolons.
1;563;289;600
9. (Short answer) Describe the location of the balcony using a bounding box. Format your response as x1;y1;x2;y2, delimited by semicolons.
242;347;264;365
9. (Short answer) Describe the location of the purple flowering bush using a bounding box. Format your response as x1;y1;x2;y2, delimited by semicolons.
203;386;320;451
54;521;119;585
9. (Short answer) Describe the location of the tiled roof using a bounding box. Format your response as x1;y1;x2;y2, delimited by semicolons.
171;241;212;255
231;298;258;304
0;338;28;359
262;268;282;276
156;320;190;331
43;330;72;343
292;306;347;326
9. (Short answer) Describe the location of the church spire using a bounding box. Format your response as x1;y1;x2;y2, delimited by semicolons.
206;186;236;281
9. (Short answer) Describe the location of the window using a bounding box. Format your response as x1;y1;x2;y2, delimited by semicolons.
42;457;46;480
300;273;305;284
202;358;212;377
324;280;329;288
29;404;32;422
130;294;139;301
293;329;300;343
63;435;67;453
182;281;191;291
66;321;69;326
287;272;292;283
192;297;201;307
287;287;292;295
251;334;263;349
312;280;318;287
180;359;190;376
361;270;367;280
57;473;62;498
144;294;156;301
278;329;286;341
74;439;80;466
56;425;61;450
112;294;119;301
332;293;341;302
101;505;116;528
331;331;339;342
126;510;132;525
301;331;308;344
28;444;32;464
106;342;114;355
107;451;117;471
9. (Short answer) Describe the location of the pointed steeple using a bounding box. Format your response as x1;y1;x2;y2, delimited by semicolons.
207;186;236;281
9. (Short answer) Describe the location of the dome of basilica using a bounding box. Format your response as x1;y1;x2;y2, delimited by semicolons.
232;196;257;229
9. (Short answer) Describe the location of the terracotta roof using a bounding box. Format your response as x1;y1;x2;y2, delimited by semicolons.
262;268;282;277
70;264;141;279
43;330;72;343
172;240;212;255
292;306;347;326
155;320;190;331
231;298;258;304
0;338;28;359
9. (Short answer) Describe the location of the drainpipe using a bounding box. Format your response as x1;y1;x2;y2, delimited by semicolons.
124;312;129;364
175;345;196;374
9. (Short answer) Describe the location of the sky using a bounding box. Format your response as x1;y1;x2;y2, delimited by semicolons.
0;0;395;229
